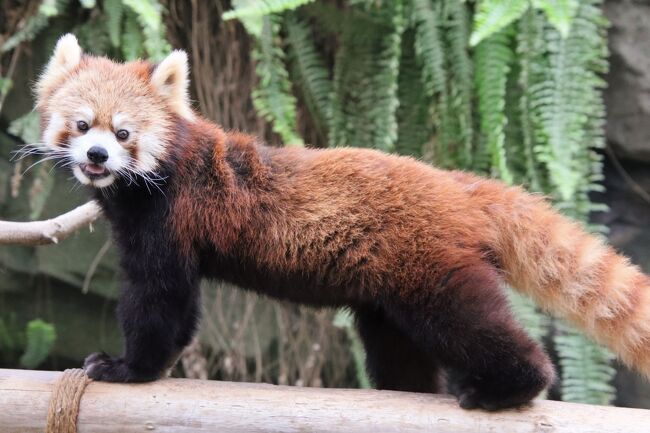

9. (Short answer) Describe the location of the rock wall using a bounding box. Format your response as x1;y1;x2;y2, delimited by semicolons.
603;0;650;408
604;0;650;162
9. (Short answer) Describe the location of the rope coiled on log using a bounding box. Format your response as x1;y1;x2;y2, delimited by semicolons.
46;369;92;433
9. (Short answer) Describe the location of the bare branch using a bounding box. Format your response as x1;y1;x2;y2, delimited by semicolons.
0;201;102;245
1;368;650;433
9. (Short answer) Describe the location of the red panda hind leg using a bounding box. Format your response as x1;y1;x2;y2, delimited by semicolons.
355;306;443;393
382;263;556;410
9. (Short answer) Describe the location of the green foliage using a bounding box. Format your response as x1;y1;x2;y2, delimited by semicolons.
533;0;580;37
122;0;171;61
19;319;57;369
470;0;529;47
555;322;616;404
285;14;332;140
395;30;432;157
252;16;304;146
1;0;72;53
333;310;371;389
8;112;41;145
223;0;315;22
471;0;580;46
104;0;124;48
121;10;145;60
474;27;515;184
442;0;474;168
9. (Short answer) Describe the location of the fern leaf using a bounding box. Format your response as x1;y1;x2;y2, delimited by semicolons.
555;322;615;404
223;0;315;21
251;16;304;146
329;2;403;151
19;319;56;369
123;0;171;61
532;0;579;37
470;0;529;46
121;10;145;60
285;14;333;141
104;0;124;48
474;27;515;184
368;0;405;152
334;310;371;389
531;0;607;205
507;290;549;342
516;8;546;191
396;30;431;157
1;11;49;53
443;0;474;169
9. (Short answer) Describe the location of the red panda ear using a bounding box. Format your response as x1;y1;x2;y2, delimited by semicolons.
36;34;82;104
150;50;194;120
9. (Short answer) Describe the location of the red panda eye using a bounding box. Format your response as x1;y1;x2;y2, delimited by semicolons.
116;129;129;140
77;120;89;132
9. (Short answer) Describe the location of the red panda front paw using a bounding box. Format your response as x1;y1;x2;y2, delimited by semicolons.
83;352;158;383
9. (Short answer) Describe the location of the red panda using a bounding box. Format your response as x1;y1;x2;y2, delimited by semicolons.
33;34;650;410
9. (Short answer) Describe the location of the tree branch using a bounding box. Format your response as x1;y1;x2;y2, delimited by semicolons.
1;368;649;433
0;201;102;245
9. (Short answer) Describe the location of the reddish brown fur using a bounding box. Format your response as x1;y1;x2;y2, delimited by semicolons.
168;120;650;390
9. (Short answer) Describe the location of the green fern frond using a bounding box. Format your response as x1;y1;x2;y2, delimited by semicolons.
474;26;515;184
76;13;111;55
334;310;371;389
121;10;145;60
368;0;405;152
443;0;474;169
223;0;314;21
516;8;546;191
555;322;615;404
329;3;403;151
470;0;529;46
531;0;607;205
122;0;171;61
285;14;333;141
104;0;124;48
301;1;347;35
413;0;446;99
396;30;431;157
507;290;550;342
532;0;579;37
19;319;56;369
251;16;304;146
1;0;72;53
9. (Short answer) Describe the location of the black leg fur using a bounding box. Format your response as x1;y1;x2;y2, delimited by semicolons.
355;306;442;393
383;264;555;410
84;276;200;382
85;186;200;383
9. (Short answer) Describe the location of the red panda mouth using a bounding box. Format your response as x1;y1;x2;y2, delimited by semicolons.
80;163;110;179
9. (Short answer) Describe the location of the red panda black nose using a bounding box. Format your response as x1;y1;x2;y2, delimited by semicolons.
87;146;108;164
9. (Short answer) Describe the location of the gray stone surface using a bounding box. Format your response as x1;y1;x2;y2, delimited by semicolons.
604;0;650;162
595;159;650;409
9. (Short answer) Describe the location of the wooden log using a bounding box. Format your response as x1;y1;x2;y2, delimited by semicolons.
1;369;649;433
0;201;101;245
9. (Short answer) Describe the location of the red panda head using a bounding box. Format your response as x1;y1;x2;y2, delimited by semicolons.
34;34;194;188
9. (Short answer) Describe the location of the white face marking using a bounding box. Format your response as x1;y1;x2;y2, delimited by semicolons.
77;106;95;124
72;165;91;185
69;129;129;188
43;113;66;149
112;112;134;132
138;132;166;172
